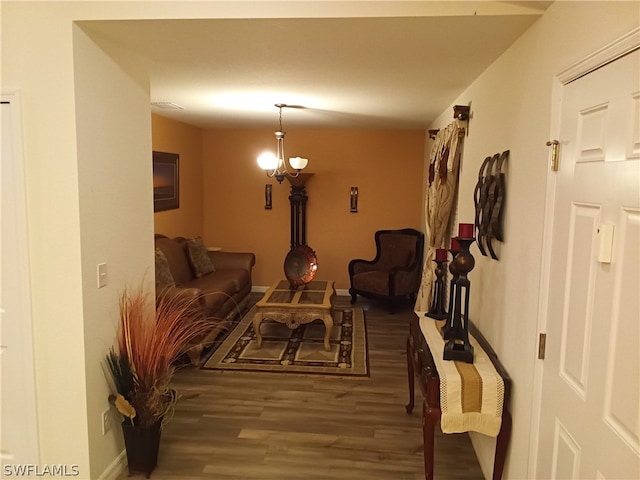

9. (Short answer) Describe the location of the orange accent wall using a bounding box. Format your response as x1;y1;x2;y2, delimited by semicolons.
202;128;425;290
152;114;204;238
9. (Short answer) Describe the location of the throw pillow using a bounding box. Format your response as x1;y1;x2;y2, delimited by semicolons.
185;237;216;278
155;248;175;290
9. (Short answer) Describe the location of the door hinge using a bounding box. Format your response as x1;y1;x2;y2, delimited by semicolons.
538;333;547;360
546;140;560;172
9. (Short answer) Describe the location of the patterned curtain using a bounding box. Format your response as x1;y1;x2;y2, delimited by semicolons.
415;120;465;311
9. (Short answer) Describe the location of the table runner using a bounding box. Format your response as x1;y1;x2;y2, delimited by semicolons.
419;315;504;437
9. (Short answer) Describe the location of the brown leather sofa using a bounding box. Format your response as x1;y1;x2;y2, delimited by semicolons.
154;234;255;363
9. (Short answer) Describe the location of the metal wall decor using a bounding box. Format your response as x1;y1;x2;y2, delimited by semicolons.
350;187;358;212
473;150;508;260
265;184;272;209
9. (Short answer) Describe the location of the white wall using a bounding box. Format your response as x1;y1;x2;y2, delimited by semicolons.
73;25;155;478
2;3;155;478
425;2;640;478
2;3;92;474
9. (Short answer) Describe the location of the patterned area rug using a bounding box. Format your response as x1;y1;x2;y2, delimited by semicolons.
202;306;368;376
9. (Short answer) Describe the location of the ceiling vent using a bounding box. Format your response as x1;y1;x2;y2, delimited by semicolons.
151;102;184;110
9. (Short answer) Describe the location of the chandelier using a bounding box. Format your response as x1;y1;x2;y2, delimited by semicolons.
257;103;308;183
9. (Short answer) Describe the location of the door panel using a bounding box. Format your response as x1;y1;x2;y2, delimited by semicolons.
560;203;599;399
603;207;639;453
551;419;581;479
537;50;640;479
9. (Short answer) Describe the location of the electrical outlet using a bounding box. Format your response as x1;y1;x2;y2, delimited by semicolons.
101;408;112;435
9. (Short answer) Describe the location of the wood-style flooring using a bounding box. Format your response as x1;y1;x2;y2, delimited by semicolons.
117;294;483;480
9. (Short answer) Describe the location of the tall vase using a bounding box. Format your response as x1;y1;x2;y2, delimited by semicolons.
122;419;162;478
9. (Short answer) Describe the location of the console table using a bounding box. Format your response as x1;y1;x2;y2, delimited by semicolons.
253;280;335;351
406;313;512;480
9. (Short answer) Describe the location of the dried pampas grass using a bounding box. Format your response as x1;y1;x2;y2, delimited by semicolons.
106;285;212;427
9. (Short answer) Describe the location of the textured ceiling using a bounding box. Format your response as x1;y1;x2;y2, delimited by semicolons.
81;1;551;129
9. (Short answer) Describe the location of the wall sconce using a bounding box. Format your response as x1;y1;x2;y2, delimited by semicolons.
350;187;358;213
265;184;272;210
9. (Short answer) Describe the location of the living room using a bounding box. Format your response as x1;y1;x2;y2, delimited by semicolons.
152;115;425;290
3;2;638;479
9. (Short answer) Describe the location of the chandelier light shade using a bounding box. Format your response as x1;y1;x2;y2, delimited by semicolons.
289;156;308;170
257;104;308;183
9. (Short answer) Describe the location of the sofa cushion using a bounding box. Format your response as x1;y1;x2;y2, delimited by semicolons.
186;271;238;295
185;237;216;278
155;235;194;284
185;272;239;315
155;248;176;290
218;268;250;294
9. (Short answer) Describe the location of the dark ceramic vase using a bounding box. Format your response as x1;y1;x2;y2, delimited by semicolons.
121;419;162;478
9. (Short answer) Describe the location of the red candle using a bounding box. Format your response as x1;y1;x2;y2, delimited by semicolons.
450;237;461;252
435;248;447;262
458;223;474;238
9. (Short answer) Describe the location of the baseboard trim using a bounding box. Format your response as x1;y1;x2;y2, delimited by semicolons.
97;449;127;480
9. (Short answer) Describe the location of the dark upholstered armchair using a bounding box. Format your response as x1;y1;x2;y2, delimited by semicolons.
348;228;425;305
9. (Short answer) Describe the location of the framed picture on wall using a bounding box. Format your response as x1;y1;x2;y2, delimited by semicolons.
152;151;179;212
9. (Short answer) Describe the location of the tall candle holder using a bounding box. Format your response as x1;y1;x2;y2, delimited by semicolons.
444;233;475;364
426;250;448;320
442;241;460;340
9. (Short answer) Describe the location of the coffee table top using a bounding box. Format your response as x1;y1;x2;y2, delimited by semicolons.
257;280;334;309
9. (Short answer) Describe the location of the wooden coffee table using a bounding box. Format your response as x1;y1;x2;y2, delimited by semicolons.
252;280;335;351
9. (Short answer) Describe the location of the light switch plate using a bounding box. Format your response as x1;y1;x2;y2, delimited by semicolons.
97;262;107;288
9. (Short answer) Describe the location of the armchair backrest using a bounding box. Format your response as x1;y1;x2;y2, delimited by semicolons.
375;228;425;271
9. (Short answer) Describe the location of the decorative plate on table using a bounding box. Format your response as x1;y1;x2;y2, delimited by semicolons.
284;244;318;287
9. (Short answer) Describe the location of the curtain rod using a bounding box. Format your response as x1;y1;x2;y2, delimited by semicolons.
428;104;470;139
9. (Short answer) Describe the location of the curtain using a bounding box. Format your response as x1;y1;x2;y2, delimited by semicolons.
415;120;465;311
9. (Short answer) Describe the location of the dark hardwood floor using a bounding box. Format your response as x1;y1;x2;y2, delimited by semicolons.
117;293;483;480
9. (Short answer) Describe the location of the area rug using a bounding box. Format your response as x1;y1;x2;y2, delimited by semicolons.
202;306;368;377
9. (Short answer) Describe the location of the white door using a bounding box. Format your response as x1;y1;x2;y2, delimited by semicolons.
1;94;39;465
536;50;640;479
